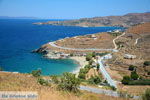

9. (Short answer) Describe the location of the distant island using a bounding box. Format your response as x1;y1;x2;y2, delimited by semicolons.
33;12;150;27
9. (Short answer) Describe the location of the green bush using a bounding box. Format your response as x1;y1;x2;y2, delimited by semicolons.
37;78;48;86
58;72;81;93
144;61;150;66
88;76;101;85
121;76;131;85
70;53;73;57
86;53;93;61
97;64;100;71
128;79;150;85
142;89;150;100
130;71;139;80
84;64;91;70
78;73;86;79
147;72;150;75
110;86;117;91
92;52;96;57
78;65;91;80
89;60;94;65
128;65;136;71
50;75;59;84
31;69;41;77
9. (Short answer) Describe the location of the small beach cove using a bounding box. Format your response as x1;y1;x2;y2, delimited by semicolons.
0;19;123;75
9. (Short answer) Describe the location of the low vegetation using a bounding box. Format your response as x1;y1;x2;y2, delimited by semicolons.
31;69;41;77
88;76;101;85
58;72;81;93
78;65;91;79
109;32;122;37
50;75;59;84
144;61;150;66
37;78;49;86
142;89;150;100
122;69;150;85
128;65;136;71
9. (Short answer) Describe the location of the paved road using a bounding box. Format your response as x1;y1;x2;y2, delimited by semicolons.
49;42;116;51
80;85;119;97
79;85;140;99
48;33;127;88
98;54;117;88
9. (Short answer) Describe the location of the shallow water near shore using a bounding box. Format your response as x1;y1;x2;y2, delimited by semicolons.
0;19;123;75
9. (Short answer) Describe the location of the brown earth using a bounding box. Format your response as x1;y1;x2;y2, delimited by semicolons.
107;22;150;77
36;32;116;54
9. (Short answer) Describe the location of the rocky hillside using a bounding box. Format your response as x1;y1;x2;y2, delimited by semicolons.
34;12;150;27
107;22;150;79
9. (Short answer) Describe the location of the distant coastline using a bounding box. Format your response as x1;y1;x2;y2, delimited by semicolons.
33;12;150;27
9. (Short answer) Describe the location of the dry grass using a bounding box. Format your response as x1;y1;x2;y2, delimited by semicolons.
118;85;150;96
0;72;131;100
86;68;99;80
40;32;115;54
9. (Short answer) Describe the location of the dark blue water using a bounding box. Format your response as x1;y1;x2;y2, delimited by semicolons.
0;19;122;75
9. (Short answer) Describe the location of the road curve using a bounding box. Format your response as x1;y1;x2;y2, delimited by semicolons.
113;32;126;49
49;32;126;52
49;42;116;51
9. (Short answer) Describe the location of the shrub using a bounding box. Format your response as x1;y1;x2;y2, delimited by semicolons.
31;69;41;77
121;76;131;85
128;65;136;71
70;53;73;57
89;60;94;65
50;75;59;84
130;71;139;80
142;89;150;100
86;53;93;61
37;78;48;86
110;86;117;91
128;79;150;85
78;65;91;80
84;64;91;70
97;64;100;71
88;76;101;85
144;61;150;66
92;52;96;57
78;73;86;79
58;72;81;93
148;72;150;75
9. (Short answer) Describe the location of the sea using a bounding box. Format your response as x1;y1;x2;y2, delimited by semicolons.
0;19;123;75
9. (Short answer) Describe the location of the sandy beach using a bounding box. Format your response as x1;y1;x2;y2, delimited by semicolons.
69;56;88;74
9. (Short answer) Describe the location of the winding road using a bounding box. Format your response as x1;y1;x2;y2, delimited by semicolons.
49;42;116;52
48;32;128;96
49;32;125;52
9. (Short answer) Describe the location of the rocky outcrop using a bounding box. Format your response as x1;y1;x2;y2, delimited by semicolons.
32;44;50;54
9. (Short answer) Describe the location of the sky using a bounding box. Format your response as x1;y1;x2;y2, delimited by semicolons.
0;0;150;19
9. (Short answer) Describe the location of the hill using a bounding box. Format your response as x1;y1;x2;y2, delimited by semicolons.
34;12;150;27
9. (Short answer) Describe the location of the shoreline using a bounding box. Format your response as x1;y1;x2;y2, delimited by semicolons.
69;56;88;74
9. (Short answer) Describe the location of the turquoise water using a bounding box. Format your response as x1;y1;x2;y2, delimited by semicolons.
0;19;123;75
